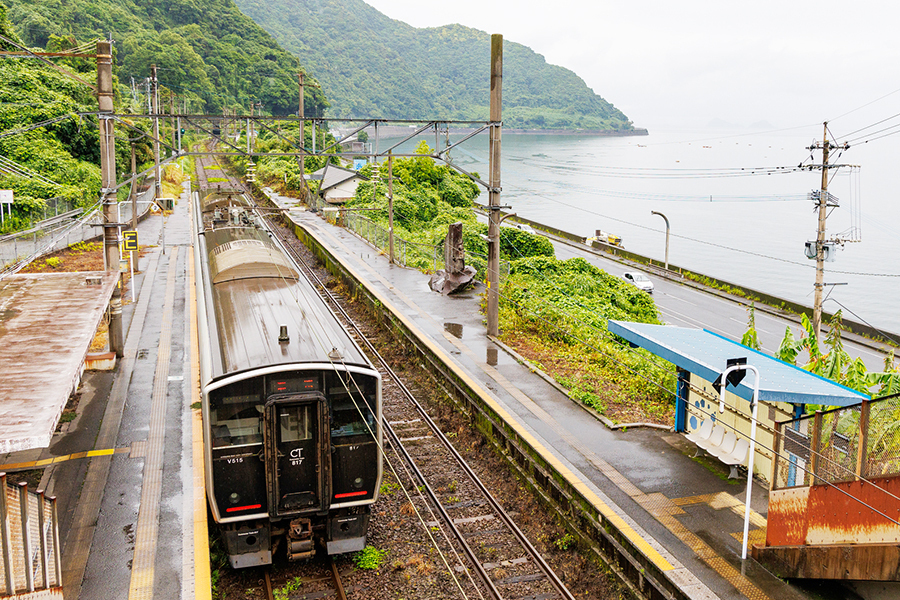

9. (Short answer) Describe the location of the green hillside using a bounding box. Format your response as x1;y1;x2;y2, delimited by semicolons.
4;0;327;115
233;0;634;131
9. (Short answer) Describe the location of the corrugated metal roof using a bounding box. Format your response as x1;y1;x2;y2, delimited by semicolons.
609;321;869;407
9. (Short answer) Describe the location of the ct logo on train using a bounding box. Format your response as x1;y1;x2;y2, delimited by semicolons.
289;448;304;466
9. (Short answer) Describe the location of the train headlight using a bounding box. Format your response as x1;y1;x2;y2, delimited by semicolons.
353;477;363;489
229;492;240;504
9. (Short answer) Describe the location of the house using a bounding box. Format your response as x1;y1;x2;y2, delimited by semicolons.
310;164;368;205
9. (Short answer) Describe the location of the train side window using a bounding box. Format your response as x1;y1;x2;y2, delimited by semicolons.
279;405;313;442
210;382;263;447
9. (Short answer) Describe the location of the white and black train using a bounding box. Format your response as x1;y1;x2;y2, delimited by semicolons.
192;190;382;568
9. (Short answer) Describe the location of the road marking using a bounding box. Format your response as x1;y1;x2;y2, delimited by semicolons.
0;447;130;471
129;246;179;600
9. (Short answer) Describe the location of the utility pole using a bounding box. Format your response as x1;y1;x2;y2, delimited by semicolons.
151;64;164;253
388;151;395;264
486;34;503;338
298;71;305;181
807;122;849;342
97;40;123;357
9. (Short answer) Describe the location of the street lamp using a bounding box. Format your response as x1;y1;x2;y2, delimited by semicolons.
651;211;670;270
716;360;760;560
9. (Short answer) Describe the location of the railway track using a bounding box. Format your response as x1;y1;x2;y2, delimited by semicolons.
195;153;581;600
269;215;577;600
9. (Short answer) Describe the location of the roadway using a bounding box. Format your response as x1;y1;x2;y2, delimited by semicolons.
549;236;890;372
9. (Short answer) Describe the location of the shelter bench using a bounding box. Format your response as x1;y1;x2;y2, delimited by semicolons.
685;419;750;478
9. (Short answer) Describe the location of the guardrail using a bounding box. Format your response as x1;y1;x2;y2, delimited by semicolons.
0;474;61;596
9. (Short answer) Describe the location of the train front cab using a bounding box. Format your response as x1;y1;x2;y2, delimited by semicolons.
208;367;381;567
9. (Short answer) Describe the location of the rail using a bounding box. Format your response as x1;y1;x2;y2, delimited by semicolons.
0;474;61;596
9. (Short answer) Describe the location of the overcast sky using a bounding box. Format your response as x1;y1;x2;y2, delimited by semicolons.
364;0;900;133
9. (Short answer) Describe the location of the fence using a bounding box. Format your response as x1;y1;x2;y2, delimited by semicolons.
310;195;509;280
0;474;61;596
0;185;156;272
772;395;900;490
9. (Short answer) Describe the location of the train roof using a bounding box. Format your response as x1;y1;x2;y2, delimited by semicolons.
196;193;371;381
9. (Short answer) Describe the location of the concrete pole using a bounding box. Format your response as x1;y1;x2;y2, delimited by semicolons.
98;40;123;356
388;151;395;264
812;122;830;343
151;65;164;254
298;72;305;178
486;34;503;338
130;143;137;232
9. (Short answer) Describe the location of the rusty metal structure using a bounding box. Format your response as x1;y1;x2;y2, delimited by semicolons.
755;394;900;580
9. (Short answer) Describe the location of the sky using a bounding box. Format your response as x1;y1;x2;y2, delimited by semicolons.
364;0;900;133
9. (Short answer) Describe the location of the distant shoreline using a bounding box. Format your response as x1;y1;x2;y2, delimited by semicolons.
335;125;650;138
504;128;649;136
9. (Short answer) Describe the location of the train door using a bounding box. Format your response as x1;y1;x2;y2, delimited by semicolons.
263;393;330;516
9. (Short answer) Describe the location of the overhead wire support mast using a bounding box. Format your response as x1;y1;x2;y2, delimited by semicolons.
806;121;850;342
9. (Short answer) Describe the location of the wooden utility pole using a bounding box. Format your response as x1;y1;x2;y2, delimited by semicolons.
97;40;123;356
486;34;503;338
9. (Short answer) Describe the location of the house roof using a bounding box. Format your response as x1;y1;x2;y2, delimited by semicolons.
608;321;870;407
313;164;367;193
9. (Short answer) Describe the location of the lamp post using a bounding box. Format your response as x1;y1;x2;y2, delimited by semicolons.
651;211;669;270
717;362;760;560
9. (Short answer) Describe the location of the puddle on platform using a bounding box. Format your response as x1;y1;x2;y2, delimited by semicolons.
444;322;463;339
487;347;498;366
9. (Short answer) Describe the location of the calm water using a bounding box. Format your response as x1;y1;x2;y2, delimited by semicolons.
383;128;900;337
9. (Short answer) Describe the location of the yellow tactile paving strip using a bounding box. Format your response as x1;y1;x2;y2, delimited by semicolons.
189;237;212;600
665;493;771;600
128;246;179;600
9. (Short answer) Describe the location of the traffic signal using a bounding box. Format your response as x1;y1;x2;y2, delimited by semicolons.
180;128;185;134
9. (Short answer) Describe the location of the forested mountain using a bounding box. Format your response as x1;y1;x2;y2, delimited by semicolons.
0;5;107;231
4;0;327;115
233;0;634;131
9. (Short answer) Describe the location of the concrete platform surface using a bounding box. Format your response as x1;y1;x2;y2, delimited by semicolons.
0;271;117;453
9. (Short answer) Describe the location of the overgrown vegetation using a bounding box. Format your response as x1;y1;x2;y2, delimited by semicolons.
341;141;549;274
500;256;676;423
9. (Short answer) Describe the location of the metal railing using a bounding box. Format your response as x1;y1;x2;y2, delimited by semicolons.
309;195;509;280
772;395;900;490
0;185;156;271
0;474;61;596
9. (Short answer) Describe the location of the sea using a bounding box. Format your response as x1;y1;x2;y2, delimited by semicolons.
381;127;900;339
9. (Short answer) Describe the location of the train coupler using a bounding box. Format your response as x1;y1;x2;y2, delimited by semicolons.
287;517;315;561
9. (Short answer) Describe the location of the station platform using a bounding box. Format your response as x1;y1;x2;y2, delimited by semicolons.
0;271;117;453
0;183;209;600
264;189;841;600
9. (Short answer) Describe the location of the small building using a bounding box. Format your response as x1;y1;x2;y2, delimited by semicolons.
608;321;869;484
311;164;368;205
609;322;900;584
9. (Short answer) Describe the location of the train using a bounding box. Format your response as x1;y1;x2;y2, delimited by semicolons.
191;189;383;568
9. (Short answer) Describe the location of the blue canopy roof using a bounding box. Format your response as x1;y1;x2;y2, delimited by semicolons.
609;321;869;407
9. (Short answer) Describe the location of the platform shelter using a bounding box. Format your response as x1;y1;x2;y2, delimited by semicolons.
608;321;870;483
0;272;117;453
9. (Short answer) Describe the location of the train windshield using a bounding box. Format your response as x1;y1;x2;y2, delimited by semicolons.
328;373;377;439
209;377;263;448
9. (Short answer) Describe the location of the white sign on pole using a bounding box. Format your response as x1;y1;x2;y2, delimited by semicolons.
0;190;12;204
